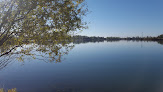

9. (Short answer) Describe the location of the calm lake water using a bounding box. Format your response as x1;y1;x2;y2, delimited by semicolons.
0;41;163;92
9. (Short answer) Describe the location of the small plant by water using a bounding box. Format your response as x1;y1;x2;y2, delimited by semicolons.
0;88;16;92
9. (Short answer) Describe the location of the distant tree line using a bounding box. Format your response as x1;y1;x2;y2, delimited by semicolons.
71;34;163;44
158;34;163;38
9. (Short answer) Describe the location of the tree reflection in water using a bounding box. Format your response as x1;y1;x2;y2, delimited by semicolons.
157;40;163;45
0;36;74;70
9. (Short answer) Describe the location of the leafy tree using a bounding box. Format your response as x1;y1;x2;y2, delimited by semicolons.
158;34;163;38
0;0;88;57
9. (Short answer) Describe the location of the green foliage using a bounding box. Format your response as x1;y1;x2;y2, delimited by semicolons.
0;0;87;61
158;34;163;38
0;0;87;45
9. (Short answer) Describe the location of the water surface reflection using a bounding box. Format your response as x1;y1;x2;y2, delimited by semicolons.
0;41;163;92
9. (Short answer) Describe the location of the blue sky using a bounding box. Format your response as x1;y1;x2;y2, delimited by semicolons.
79;0;163;37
